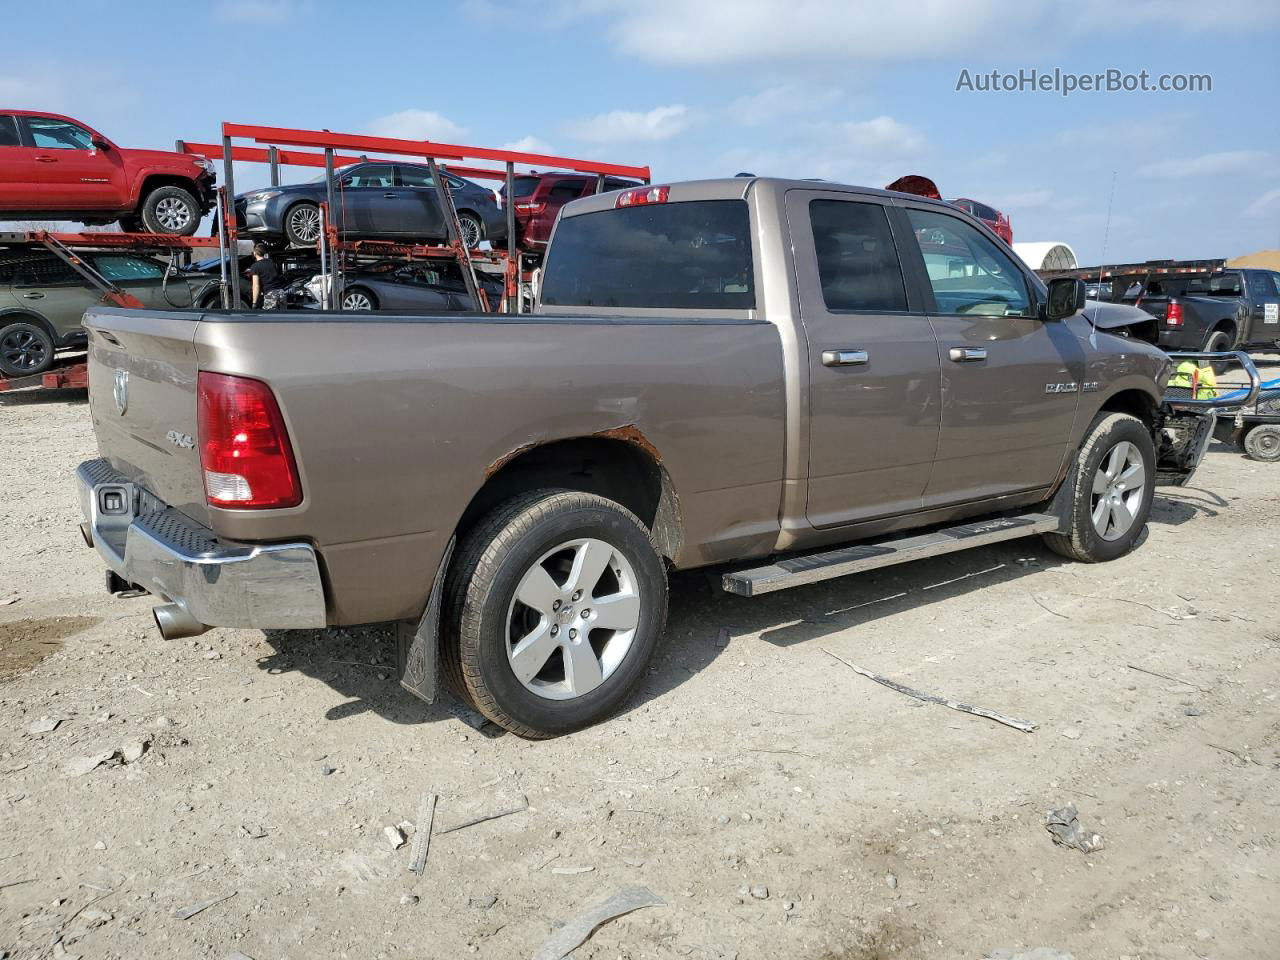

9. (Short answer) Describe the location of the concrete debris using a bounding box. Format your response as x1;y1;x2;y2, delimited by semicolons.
399;894;419;906
532;885;665;960
384;825;407;850
749;884;769;900
1046;804;1104;854
715;627;730;649
172;891;236;920
551;866;594;875
885;872;898;889
63;749;118;777
984;950;1074;960
27;716;62;734
0;595;18;605
121;735;151;763
79;908;112;928
469;894;498;909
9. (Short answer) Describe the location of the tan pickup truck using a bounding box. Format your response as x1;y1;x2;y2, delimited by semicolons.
76;177;1232;737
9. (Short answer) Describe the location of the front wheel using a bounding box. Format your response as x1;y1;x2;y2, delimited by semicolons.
341;287;377;311
0;321;55;377
1042;412;1156;563
140;186;200;236
456;213;483;250
283;202;322;247
444;490;668;738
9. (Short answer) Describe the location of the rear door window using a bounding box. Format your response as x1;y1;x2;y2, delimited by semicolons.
1246;270;1277;297
808;199;908;312
92;255;166;282
540;200;754;310
7;253;80;286
905;208;1031;317
0;115;20;147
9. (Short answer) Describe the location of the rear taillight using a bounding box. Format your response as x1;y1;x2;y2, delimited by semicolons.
196;372;301;509
515;201;545;214
1166;301;1184;327
615;185;669;208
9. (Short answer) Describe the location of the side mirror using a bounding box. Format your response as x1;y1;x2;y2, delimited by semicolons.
340;175;354;187
91;137;111;151
1045;277;1086;321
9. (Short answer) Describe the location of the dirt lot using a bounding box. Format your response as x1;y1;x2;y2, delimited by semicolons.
1;382;1277;960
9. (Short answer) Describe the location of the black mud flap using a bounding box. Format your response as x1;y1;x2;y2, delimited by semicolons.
396;537;455;705
1155;409;1216;486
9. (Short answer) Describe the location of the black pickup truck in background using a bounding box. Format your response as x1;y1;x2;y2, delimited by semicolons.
1043;260;1280;353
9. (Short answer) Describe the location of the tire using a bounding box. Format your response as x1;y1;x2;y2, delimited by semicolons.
1242;424;1280;462
0;321;55;377
457;212;483;250
444;489;668;738
340;287;378;311
1202;328;1232;352
139;185;200;236
1042;412;1156;563
283;202;322;248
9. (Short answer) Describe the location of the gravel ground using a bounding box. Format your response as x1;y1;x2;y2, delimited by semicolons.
1;382;1278;960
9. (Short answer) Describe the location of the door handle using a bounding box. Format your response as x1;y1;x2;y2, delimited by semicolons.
822;349;869;366
383;192;399;198
949;347;987;362
34;155;57;163
22;291;45;299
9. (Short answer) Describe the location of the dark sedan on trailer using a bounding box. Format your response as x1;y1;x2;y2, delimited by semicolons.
235;162;508;250
306;260;505;312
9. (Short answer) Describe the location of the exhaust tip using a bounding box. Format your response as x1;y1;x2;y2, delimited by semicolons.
152;602;209;641
79;522;94;548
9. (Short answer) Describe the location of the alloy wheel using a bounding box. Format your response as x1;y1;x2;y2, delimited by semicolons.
342;291;373;311
290;206;321;243
1090;440;1146;541
155;197;192;232
458;216;482;249
1;329;49;372
505;538;641;701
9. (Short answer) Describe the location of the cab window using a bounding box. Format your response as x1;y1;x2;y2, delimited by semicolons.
905;208;1031;317
22;116;96;150
808;199;908;313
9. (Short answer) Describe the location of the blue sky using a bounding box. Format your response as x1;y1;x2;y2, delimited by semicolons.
5;0;1279;265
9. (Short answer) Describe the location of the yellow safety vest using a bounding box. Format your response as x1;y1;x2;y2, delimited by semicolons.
1167;360;1217;400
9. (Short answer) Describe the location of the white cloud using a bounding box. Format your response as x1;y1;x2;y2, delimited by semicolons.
728;83;843;127
602;0;1036;65
716;115;926;185
214;0;302;22
835;115;926;163
1138;150;1267;179
1246;188;1280;219
501;136;555;154
565;105;690;143
367;110;469;143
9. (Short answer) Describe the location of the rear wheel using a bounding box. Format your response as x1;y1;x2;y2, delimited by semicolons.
1042;412;1155;563
1242;424;1280;462
444;490;668;738
0;321;55;377
1203;328;1232;353
140;185;200;236
341;287;377;311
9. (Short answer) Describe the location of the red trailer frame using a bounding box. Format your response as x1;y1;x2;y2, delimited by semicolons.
188;122;649;312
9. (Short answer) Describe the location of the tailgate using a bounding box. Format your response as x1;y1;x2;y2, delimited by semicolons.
84;307;210;526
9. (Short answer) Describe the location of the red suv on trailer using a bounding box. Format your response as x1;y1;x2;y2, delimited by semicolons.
0;111;216;236
502;172;643;251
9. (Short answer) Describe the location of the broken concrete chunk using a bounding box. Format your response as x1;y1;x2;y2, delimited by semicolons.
121;735;151;763
384;825;407;850
27;716;62;735
63;749;118;777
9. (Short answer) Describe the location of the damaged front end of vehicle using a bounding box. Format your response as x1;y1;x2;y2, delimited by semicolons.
1155;351;1262;486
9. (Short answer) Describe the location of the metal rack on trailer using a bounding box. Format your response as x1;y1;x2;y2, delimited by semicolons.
1038;258;1228;285
180;122;649;312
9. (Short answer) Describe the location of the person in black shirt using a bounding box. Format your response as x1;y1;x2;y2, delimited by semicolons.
247;243;286;310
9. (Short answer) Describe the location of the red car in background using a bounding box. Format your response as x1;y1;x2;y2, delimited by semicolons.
884;175;1013;245
0;110;216;235
502;171;643;252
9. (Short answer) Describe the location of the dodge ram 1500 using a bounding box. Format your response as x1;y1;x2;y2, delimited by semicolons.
76;177;1227;737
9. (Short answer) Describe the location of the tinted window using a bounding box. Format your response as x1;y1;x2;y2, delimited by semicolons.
503;176;542;198
906;208;1030;317
3;252;79;285
342;164;395;188
973;202;999;222
809;200;907;313
1247;270;1277;297
0;115;19;147
398;165;434;188
548;180;589;201
540;200;754;310
23;116;95;150
93;255;165;282
603;178;641;192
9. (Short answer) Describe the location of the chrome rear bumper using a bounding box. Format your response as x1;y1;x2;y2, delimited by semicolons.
76;459;327;630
